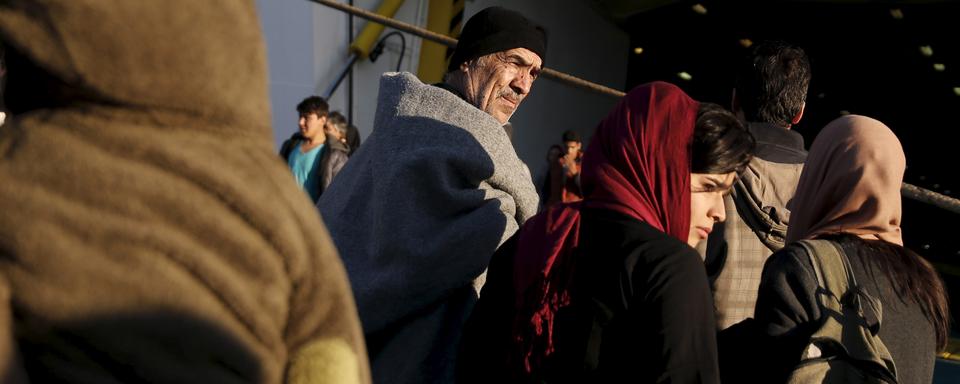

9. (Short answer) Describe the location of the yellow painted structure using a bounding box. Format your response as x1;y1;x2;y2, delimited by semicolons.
417;0;464;84
349;0;406;59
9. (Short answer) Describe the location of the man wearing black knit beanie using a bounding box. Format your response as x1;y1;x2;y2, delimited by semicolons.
318;6;547;384
440;6;547;124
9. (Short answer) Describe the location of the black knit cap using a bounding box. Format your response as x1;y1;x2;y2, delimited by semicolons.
447;7;547;72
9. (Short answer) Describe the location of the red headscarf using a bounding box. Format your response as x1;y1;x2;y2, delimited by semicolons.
511;81;699;375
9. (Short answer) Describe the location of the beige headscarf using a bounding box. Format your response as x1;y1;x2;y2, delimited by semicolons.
0;1;369;383
786;115;905;246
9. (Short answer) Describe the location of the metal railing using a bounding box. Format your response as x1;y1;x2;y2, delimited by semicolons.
309;0;960;215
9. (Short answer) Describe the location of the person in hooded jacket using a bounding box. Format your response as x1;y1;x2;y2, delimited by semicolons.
706;40;812;330
0;1;369;383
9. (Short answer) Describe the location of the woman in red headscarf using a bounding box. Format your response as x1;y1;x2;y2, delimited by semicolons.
458;82;754;383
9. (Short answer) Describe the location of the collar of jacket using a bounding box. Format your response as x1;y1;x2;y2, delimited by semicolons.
326;134;350;152
746;122;807;164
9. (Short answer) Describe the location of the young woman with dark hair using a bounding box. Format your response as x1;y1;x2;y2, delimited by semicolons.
457;82;754;383
719;115;949;384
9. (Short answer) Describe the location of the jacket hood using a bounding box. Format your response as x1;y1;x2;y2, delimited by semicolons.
731;122;807;249
0;2;370;382
327;135;350;152
0;0;270;137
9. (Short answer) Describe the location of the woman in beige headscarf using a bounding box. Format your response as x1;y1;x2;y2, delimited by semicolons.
0;1;369;383
719;115;949;384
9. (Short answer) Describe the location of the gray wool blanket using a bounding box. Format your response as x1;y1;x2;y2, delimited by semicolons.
318;72;539;383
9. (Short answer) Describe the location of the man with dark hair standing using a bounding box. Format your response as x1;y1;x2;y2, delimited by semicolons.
318;6;545;384
560;129;583;202
541;130;584;207
279;96;348;202
707;40;811;329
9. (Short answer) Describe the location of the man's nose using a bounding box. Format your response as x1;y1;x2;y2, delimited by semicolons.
511;72;534;95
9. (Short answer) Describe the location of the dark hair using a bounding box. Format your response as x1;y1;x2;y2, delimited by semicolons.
734;40;811;127
327;111;347;134
546;144;563;161
823;233;950;351
691;103;754;174
296;96;328;118
346;124;361;155
561;130;580;143
1;42;6;112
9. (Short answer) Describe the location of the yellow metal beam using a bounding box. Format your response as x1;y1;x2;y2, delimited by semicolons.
417;0;464;84
349;0;406;59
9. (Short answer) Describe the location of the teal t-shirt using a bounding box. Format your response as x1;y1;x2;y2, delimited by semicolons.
287;142;324;201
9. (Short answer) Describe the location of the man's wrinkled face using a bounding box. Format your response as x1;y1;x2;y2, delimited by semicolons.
460;48;542;125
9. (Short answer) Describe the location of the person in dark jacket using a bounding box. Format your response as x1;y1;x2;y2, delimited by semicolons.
279;97;349;202
537;144;565;209
718;115;950;384
707;40;812;330
558;129;584;203
458;82;754;383
345;123;361;156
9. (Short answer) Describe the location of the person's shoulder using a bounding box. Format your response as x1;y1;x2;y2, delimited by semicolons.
620;227;710;298
282;132;304;145
762;242;818;284
767;242;810;268
329;139;350;153
746;123;807;164
386;72;454;102
279;134;302;156
645;232;697;259
624;223;702;269
380;71;425;89
585;211;694;262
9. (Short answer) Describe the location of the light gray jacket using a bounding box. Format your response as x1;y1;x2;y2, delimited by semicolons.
318;72;539;384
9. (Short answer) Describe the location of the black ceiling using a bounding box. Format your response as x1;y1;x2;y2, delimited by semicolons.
620;1;959;263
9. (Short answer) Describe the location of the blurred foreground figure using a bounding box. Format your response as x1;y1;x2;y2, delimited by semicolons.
0;1;369;383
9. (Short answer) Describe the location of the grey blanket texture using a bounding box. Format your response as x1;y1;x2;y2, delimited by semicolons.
318;72;539;383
